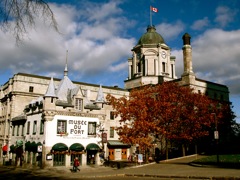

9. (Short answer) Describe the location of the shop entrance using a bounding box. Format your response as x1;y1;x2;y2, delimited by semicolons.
121;149;127;160
51;143;68;166
108;149;114;160
86;143;100;165
87;151;97;165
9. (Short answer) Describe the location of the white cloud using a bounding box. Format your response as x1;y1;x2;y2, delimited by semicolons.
155;21;185;42
191;17;209;30
190;29;240;94
84;1;123;22
172;28;240;96
109;61;128;72
0;1;135;83
214;6;236;27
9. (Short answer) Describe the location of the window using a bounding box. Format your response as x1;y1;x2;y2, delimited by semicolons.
27;122;30;134
171;64;174;78
17;125;20;136
110;127;114;138
21;124;25;136
40;120;44;134
12;125;15;136
110;111;115;120
88;122;96;135
57;120;67;134
33;121;37;135
75;98;83;110
29;86;34;92
162;62;166;72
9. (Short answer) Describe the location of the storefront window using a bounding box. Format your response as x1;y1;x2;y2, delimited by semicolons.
53;154;65;166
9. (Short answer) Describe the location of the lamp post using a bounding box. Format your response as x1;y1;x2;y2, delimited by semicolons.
212;113;219;164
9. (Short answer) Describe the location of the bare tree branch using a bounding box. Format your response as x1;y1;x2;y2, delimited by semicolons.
0;0;59;44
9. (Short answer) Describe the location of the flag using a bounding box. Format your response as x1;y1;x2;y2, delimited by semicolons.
151;6;158;13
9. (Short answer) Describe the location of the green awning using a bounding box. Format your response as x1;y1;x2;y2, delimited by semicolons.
37;142;42;146
25;141;31;151
31;141;37;152
107;140;131;148
52;143;68;151
69;143;84;151
86;143;100;151
10;145;16;153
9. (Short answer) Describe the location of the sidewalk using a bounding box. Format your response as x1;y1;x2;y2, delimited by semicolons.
1;155;240;180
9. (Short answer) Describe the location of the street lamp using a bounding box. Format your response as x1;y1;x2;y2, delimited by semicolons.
212;113;219;164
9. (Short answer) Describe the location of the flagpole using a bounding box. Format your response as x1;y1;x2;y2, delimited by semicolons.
150;6;152;26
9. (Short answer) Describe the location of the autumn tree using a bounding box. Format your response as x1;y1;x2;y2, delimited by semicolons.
0;0;58;43
106;82;224;159
198;102;239;154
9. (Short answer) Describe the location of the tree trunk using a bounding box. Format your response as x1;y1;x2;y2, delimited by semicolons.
182;144;186;156
166;139;169;160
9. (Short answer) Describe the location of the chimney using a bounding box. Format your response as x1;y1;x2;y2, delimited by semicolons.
182;33;194;75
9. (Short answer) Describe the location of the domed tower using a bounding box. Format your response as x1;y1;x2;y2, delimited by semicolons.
124;25;177;90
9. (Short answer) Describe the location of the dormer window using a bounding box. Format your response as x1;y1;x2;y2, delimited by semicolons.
75;98;83;111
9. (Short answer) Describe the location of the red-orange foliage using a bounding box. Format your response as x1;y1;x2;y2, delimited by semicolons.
106;82;223;150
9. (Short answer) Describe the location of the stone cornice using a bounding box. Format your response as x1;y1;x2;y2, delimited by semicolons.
43;110;106;121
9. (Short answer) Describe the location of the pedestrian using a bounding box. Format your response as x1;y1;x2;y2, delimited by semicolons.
73;157;80;172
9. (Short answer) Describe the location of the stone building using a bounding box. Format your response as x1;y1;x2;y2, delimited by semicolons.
125;26;229;102
0;25;229;167
0;64;130;167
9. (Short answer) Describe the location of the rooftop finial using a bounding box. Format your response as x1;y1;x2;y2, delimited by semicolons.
64;50;68;76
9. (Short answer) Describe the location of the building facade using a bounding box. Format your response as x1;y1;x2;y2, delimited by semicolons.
0;67;131;167
1;25;229;168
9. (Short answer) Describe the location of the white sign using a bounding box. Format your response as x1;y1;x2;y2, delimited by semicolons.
54;115;99;138
138;154;143;163
37;145;42;152
68;120;88;137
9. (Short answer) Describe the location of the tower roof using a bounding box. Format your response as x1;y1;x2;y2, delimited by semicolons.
95;84;105;103
137;25;165;45
44;77;57;97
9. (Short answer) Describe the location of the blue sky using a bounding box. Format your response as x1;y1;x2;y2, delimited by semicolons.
0;0;240;123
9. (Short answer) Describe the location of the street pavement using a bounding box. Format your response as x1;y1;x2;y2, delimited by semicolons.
1;154;240;180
